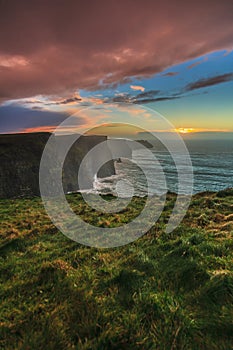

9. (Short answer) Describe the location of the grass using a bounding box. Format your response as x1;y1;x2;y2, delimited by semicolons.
0;189;233;349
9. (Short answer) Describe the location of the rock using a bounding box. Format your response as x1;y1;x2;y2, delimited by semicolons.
0;132;116;198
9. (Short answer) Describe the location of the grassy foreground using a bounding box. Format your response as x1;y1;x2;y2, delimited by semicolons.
0;190;233;349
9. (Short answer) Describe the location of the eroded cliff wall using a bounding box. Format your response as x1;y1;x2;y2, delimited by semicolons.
0;132;115;198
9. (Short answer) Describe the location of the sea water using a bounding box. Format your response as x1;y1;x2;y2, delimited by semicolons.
84;140;233;197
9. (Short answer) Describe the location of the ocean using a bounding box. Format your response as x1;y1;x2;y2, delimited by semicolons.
85;139;233;197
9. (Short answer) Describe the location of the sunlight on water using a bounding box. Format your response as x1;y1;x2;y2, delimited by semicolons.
89;141;233;197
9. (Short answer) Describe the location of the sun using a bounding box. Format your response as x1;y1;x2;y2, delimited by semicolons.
176;128;195;134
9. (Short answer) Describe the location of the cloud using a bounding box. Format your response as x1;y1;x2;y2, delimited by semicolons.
110;94;132;103
185;72;233;91
187;61;202;69
135;90;160;99
134;95;181;104
19;125;58;133
131;89;182;104
105;90;181;105
187;56;208;69
0;54;29;68
46;95;82;105
162;71;179;77
130;85;145;92
0;0;232;101
0;105;79;133
56;96;82;105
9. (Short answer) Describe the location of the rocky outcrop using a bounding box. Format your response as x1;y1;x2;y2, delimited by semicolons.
0;132;116;198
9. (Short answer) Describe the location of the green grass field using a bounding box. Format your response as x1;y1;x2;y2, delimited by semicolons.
0;190;233;349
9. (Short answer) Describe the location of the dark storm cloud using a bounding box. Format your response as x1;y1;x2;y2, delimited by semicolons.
106;90;181;104
110;94;132;103
134;95;182;104
0;105;69;133
185;73;233;91
0;0;233;100
55;96;82;105
136;90;160;99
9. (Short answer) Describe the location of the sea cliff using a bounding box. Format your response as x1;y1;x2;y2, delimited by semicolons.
0;132;116;198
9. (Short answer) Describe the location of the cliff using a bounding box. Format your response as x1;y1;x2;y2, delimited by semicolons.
0;132;115;198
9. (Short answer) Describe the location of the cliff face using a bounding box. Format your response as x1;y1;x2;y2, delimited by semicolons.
60;134;116;193
0;133;115;198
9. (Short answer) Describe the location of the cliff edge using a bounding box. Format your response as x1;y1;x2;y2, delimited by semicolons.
0;132;115;198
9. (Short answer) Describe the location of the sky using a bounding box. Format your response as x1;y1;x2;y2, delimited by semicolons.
0;0;233;138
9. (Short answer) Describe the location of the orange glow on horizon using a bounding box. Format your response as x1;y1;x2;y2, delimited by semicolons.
20;126;56;133
175;127;231;134
176;127;195;134
12;125;232;136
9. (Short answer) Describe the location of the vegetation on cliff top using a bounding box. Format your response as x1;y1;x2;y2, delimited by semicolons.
0;189;233;349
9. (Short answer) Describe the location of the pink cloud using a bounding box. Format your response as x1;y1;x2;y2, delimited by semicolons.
0;55;29;68
130;85;145;92
0;0;233;101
